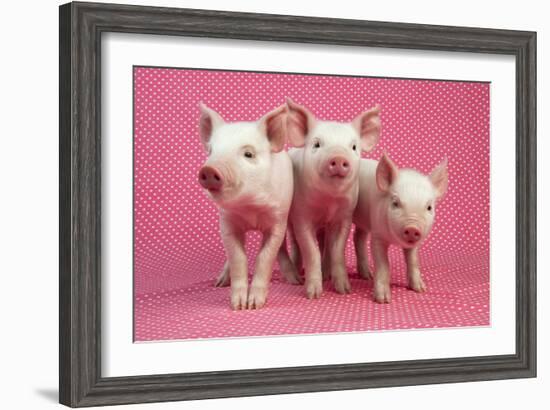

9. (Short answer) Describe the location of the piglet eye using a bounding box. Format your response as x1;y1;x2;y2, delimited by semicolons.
427;205;433;211
244;151;254;159
313;141;321;148
392;200;400;208
352;144;357;151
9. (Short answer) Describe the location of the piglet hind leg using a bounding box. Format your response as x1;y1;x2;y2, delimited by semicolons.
326;222;352;294
248;224;287;309
371;236;392;303
353;227;373;280
277;235;303;285
288;228;303;273
318;229;332;282
403;247;427;293
214;261;230;287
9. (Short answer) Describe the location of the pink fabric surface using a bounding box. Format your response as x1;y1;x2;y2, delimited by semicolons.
133;66;490;342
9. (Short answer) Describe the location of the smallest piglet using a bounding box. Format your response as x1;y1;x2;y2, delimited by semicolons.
353;153;448;303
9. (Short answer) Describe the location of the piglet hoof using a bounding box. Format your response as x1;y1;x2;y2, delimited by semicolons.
247;286;268;310
285;273;304;285
409;277;427;293
281;266;303;285
358;265;373;281
230;287;248;310
214;269;230;287
305;279;323;299
374;282;391;303
332;275;351;294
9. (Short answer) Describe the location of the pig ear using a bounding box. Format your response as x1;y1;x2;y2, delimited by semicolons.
259;104;288;153
430;158;449;199
376;153;399;193
199;103;224;149
286;98;315;148
352;104;381;152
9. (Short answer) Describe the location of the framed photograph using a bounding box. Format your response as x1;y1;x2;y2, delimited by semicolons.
59;1;536;407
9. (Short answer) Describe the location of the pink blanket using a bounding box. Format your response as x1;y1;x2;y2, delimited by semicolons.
133;67;490;342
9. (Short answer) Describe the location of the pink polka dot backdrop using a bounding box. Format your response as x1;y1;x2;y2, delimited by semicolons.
133;66;490;342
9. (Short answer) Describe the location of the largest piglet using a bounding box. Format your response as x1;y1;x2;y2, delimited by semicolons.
197;103;294;310
281;99;381;299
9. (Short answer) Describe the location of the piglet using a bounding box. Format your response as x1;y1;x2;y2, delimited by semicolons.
278;99;381;299
197;103;295;310
353;154;449;303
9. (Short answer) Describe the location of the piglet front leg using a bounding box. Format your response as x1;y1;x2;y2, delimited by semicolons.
403;247;426;293
248;223;287;309
221;226;248;310
371;236;391;303
326;221;352;294
294;223;323;299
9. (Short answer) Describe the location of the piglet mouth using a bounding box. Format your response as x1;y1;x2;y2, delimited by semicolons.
324;169;351;179
330;172;349;179
206;186;226;198
399;239;420;249
401;233;424;248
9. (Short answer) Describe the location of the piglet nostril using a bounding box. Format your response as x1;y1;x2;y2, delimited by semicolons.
342;161;349;169
214;174;220;181
331;161;336;167
404;230;409;235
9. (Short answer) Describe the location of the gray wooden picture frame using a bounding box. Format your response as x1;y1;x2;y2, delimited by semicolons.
59;1;537;407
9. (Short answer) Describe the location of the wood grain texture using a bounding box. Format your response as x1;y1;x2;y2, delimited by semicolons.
59;1;537;407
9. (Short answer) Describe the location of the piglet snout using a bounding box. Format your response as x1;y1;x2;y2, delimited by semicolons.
199;165;223;191
327;156;350;177
403;226;421;244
